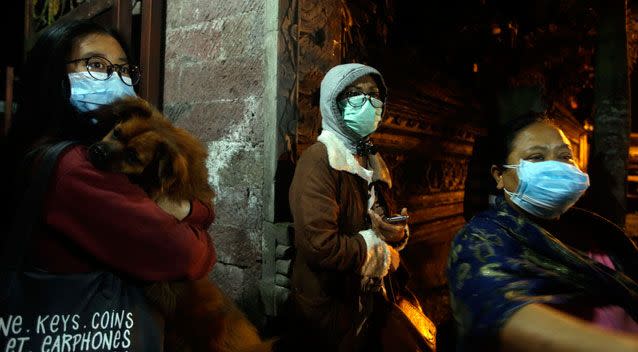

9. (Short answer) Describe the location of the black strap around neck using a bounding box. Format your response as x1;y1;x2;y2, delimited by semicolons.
356;139;377;156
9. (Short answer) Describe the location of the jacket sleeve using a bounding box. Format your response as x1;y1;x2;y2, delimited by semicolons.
44;147;216;281
290;146;388;275
447;223;552;343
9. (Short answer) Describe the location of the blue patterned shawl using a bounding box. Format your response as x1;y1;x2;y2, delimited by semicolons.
447;197;638;350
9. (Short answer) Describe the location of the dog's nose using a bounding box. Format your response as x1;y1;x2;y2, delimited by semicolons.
88;143;110;168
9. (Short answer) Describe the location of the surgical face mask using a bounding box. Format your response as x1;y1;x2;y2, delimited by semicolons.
502;159;590;219
341;95;383;138
68;71;136;113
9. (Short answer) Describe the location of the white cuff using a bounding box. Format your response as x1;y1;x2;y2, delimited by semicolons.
359;229;391;279
393;224;410;252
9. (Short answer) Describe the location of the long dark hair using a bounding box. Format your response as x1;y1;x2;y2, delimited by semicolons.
0;20;131;237
7;20;131;155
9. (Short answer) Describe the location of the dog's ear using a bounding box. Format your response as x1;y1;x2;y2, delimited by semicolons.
157;141;189;194
87;97;153;137
111;97;154;121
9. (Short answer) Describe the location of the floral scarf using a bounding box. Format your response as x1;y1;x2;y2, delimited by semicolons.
447;197;638;350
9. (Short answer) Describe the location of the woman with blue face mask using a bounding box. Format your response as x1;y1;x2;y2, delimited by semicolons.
1;20;216;349
448;113;638;351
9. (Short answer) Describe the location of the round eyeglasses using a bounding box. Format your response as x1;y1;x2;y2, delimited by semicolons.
67;56;141;86
339;93;384;109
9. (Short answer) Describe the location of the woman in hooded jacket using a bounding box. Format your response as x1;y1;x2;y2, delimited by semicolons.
287;63;410;351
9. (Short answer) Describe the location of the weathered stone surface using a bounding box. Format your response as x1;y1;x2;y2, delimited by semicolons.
176;59;263;102
170;0;261;29
210;261;245;300
216;10;265;60
239;264;264;325
165;23;223;64
211;223;261;265
165;1;182;34
162;66;181;104
210;261;263;325
165;0;268;320
169;98;262;143
163;102;193;123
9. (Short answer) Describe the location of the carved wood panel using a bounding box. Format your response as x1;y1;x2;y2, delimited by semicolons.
372;90;484;246
295;0;341;155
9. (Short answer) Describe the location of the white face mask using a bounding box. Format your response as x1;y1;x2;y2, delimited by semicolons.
503;159;590;219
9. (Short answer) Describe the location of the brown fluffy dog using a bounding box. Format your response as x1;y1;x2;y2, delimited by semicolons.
88;97;272;352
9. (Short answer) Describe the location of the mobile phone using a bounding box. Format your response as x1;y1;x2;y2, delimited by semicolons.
383;215;409;224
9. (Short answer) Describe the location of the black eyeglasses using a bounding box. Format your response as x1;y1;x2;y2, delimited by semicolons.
67;56;141;86
338;91;384;108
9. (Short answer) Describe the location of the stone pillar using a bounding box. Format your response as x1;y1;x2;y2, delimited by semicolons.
164;0;268;323
590;0;631;226
259;0;299;321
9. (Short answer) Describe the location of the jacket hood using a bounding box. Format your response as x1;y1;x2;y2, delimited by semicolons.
319;63;387;153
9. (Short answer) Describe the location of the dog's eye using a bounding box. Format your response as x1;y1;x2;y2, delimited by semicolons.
112;128;122;140
126;150;140;164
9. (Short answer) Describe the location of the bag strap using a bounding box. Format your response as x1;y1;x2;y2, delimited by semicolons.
3;141;77;270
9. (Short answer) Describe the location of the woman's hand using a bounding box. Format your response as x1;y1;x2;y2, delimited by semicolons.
368;208;408;243
156;197;191;221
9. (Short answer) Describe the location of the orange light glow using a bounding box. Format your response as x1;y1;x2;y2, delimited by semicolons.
473;63;479;73
569;96;578;109
397;298;437;350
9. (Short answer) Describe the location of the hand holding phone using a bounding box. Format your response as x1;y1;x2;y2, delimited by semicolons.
383;215;410;224
369;208;409;243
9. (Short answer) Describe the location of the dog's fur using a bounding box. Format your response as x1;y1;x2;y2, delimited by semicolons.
88;97;273;352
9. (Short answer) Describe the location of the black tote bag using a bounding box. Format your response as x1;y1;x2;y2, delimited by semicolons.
0;141;162;352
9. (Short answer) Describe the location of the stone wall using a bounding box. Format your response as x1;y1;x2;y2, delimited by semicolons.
163;0;268;323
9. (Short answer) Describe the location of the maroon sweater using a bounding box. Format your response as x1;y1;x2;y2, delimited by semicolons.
30;145;216;281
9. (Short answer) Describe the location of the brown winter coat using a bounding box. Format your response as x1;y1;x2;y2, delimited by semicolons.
288;142;378;351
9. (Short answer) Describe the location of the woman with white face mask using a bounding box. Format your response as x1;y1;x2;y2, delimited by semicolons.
448;113;638;352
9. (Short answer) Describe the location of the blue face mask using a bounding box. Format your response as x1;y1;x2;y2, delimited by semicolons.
68;71;136;113
502;160;590;219
341;96;383;138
